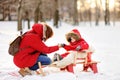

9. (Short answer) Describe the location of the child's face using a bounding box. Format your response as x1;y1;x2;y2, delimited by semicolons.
67;37;76;43
71;37;76;42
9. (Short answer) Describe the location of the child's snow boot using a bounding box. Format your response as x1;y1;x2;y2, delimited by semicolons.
53;53;63;62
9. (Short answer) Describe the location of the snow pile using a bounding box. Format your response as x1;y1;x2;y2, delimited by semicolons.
22;72;76;80
0;21;120;80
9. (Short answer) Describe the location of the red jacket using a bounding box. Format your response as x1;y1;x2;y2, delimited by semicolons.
61;39;89;58
61;29;89;58
13;24;59;68
64;38;89;51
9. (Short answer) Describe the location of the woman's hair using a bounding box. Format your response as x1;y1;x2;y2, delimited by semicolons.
44;24;53;40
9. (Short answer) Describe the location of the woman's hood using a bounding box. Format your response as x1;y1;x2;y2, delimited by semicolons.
32;23;43;38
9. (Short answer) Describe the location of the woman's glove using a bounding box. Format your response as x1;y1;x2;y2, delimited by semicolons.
58;43;65;48
61;43;65;47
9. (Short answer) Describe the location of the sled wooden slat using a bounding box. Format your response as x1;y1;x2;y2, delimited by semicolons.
37;62;46;76
76;60;100;64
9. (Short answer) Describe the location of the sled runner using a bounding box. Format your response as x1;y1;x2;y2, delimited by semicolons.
37;62;46;76
75;59;100;73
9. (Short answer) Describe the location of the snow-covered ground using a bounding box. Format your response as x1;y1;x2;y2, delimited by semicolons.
0;21;120;80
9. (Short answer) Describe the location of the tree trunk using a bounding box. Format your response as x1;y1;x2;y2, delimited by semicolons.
54;10;59;28
95;0;100;26
113;0;116;26
8;5;11;21
53;0;59;28
18;0;23;32
79;10;83;22
39;10;44;22
73;0;78;25
34;0;43;23
81;0;86;24
28;19;30;29
89;0;92;26
25;11;30;29
34;6;39;23
105;0;110;25
2;6;5;21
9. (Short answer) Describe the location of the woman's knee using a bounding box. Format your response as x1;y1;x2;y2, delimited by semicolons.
47;58;52;64
29;63;38;70
37;55;52;65
43;57;51;65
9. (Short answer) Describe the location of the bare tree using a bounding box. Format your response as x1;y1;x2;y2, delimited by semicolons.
2;6;5;20
1;0;120;26
80;0;87;24
79;10;83;22
73;0;78;25
113;0;116;26
88;0;92;26
95;0;100;26
0;0;10;21
53;0;59;28
18;0;23;33
34;5;40;23
24;10;30;29
34;0;43;23
105;0;110;25
34;0;44;23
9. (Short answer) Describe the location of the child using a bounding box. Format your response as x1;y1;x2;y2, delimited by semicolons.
52;29;94;72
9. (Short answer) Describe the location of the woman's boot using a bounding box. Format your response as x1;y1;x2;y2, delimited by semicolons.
18;67;32;77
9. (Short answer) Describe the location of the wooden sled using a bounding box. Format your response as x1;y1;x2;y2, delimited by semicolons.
73;51;100;73
37;62;46;76
52;51;100;74
76;60;100;73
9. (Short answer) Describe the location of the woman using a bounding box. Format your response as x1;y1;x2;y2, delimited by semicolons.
13;23;61;76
